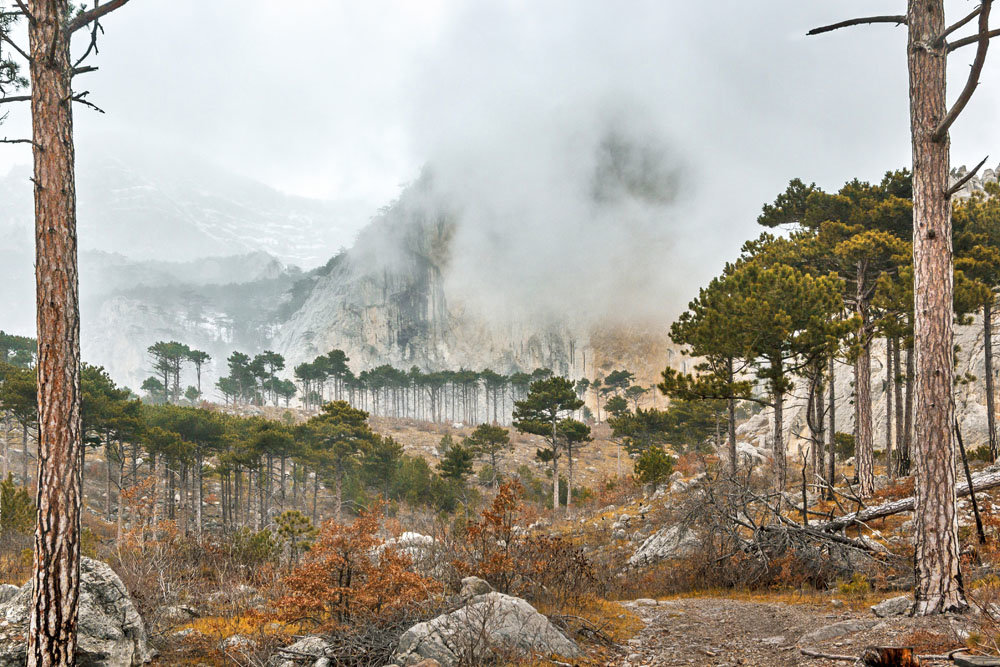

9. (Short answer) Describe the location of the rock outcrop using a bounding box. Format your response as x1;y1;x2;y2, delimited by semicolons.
0;558;153;666
737;316;998;453
273;174;588;377
393;591;579;666
628;525;700;568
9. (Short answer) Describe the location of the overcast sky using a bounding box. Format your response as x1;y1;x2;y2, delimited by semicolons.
1;1;998;317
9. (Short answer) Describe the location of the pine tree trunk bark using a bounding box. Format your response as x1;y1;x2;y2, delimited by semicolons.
727;358;737;476
196;454;203;538
894;337;906;472
985;299;998;461
772;362;785;491
566;444;573;515
552;453;559;512
813;373;825;479
21;426;29;487
902;340;915;474
827;355;837;501
335;467;343;524
27;0;83;662
886;340;895;479
855;271;875;497
909;0;966;614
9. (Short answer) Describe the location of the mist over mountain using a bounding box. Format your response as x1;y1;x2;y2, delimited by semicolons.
0;141;366;268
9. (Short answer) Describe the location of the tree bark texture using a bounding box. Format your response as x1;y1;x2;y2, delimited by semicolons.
986;299;998;461
827;356;837;501
28;1;83;663
908;0;966;614
855;265;875;497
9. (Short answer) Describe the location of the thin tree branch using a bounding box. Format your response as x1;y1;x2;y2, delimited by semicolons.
0;137;33;145
934;0;993;142
67;0;132;35
12;1;32;25
939;4;984;45
799;648;856;662
71;65;98;77
948;27;1000;51
0;33;30;63
70;91;104;114
73;2;104;69
946;155;990;198
807;15;906;36
0;94;30;104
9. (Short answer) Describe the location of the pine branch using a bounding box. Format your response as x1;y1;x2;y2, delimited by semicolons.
0;32;29;63
12;1;32;25
807;15;906;36
938;4;983;45
0;94;29;104
946;155;990;198
934;0;993;142
67;0;132;35
948;27;1000;51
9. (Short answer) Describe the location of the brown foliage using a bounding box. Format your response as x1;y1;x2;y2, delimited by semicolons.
455;482;597;608
276;504;439;631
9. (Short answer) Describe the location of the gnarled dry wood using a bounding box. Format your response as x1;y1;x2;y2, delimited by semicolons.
813;470;1000;532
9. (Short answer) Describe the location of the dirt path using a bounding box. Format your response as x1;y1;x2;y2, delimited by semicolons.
612;597;972;667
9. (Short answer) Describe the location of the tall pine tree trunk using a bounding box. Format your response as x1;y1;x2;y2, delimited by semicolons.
335;467;343;524
27;0;83;659
985;299;998;461
855;269;875;497
568;444;575;510
886;340;895;479
909;0;966;614
894;337;905;472
727;358;737;476
771;360;785;491
902;339;915;474
827;356;837;501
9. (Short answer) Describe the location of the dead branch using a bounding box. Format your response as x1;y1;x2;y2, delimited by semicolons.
949;27;1000;51
799;647;856;661
934;0;993;142
807;15;906;36
947;155;990;198
0;137;32;145
956;419;987;545
815;469;1000;532
12;1;31;25
71;91;105;113
0;32;30;63
67;0;133;35
0;94;30;104
940;5;984;45
801;647;970;663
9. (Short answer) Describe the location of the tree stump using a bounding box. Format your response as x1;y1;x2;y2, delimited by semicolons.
861;647;919;667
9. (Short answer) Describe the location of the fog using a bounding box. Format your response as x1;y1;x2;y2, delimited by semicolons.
2;1;999;330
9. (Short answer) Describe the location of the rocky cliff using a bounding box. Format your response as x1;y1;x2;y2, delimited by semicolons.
272;173;594;377
738;315;995;451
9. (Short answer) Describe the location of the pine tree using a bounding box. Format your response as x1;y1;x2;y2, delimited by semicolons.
512;377;583;511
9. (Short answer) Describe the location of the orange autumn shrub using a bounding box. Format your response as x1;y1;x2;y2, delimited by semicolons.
456;482;597;607
276;505;439;631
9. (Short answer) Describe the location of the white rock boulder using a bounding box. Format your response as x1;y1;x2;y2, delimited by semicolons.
0;558;154;666
394;592;579;666
628;525;700;568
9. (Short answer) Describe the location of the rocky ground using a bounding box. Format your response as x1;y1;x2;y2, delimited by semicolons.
612;597;976;667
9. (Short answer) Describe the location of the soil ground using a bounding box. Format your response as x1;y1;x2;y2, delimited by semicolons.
611;597;975;667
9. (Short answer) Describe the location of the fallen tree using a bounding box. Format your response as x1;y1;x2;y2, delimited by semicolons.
814;469;1000;533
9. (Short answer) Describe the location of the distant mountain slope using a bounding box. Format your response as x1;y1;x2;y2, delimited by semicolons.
0;146;367;268
81;252;311;391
